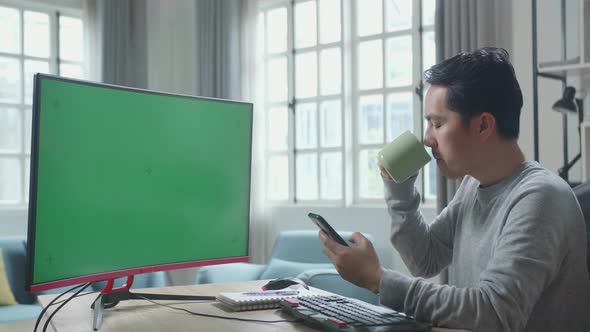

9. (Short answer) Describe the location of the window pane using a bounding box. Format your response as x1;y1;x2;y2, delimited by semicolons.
59;63;84;79
295;51;317;98
295;1;316;49
268;57;288;102
267;106;288;151
25;156;30;202
320;47;341;95
0;6;21;54
385;0;412;32
357;0;382;37
24;108;32;153
319;0;341;44
0;56;21;103
422;31;436;72
386;92;413;142
358;149;382;199
386;36;412;87
0;107;20;152
320;152;342;199
267;8;287;54
358;40;383;90
358;95;383;144
24;11;50;58
320;100;342;147
25;60;50;105
296;153;318;200
268;155;289;200
422;0;435;26
295;102;317;149
0;157;21;203
59;16;83;62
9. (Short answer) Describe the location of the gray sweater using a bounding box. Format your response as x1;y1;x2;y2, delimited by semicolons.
379;161;590;332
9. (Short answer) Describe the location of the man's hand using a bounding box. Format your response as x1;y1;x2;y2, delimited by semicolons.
378;163;392;180
319;231;384;294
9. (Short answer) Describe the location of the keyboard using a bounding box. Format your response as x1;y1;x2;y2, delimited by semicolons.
280;295;432;332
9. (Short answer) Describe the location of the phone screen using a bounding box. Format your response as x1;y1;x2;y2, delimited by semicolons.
307;213;349;247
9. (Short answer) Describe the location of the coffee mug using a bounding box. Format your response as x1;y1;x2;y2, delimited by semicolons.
378;130;431;183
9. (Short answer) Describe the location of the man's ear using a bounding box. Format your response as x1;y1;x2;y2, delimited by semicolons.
476;112;496;139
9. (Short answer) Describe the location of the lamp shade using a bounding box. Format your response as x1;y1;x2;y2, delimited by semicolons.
552;86;577;113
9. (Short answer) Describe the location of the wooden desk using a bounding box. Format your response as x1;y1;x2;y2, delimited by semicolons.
0;319;36;332
25;280;467;332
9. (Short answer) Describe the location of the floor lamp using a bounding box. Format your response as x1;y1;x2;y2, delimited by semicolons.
552;86;585;182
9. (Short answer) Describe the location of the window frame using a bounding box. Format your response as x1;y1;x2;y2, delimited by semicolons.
0;0;85;210
291;0;346;204
257;0;436;206
352;0;427;204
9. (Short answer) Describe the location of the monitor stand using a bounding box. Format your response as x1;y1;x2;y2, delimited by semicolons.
90;276;215;331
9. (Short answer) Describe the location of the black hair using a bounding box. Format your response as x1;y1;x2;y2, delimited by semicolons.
423;47;523;139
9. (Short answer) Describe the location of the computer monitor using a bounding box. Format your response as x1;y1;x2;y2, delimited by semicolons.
25;74;252;294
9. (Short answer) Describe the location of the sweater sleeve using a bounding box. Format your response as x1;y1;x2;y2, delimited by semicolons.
379;180;572;331
384;175;462;278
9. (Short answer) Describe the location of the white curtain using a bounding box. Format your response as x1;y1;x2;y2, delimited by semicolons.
240;0;271;264
84;0;148;87
195;0;241;99
434;0;512;281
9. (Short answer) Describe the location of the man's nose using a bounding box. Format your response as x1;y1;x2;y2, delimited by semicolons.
424;130;435;148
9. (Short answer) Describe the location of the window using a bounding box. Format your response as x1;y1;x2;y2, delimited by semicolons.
258;0;436;204
0;1;86;207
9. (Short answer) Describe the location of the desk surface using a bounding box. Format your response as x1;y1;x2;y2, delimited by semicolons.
20;280;467;332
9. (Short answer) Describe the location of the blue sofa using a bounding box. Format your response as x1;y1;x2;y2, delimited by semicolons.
0;236;167;322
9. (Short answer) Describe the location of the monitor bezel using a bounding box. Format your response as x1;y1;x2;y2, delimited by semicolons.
26;74;253;293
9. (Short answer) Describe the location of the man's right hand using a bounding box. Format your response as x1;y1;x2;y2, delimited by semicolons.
378;163;392;180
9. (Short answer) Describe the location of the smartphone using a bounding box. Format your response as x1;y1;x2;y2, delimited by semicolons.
307;213;349;247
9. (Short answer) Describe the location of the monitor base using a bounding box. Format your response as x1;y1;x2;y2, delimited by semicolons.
90;276;215;330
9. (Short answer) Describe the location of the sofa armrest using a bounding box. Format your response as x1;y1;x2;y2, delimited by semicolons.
297;268;379;305
195;263;266;284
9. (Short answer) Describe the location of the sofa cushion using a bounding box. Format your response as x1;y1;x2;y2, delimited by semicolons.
267;231;354;263
259;259;333;280
0;236;36;304
0;249;17;305
195;263;266;284
0;303;42;322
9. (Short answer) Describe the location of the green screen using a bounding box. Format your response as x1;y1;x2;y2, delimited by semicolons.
28;75;252;286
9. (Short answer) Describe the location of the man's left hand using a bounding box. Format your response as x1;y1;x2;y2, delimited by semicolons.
319;231;384;294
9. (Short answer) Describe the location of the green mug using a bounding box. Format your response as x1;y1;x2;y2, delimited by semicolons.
378;130;431;183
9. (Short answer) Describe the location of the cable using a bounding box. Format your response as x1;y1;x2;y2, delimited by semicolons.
134;294;302;324
42;282;92;332
51;290;97;305
33;283;88;332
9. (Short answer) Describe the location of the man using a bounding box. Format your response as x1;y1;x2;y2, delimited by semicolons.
320;47;590;331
